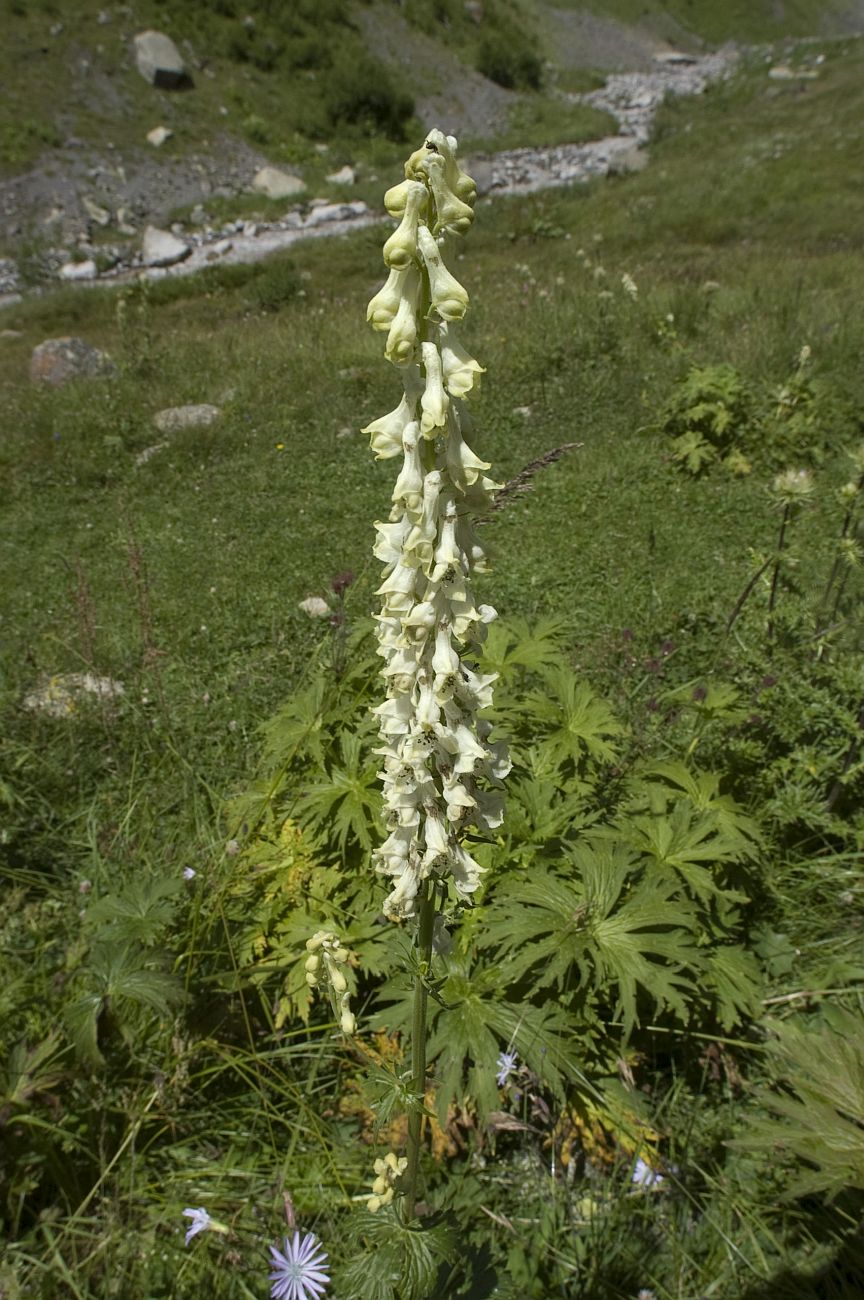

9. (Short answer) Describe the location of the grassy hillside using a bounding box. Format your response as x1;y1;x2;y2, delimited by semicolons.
0;0;567;179
575;0;864;44
2;16;864;1300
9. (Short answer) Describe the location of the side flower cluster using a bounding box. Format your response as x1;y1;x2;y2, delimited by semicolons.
364;129;510;921
305;930;355;1035
365;1151;408;1213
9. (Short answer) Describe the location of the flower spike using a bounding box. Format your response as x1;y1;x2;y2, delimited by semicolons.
364;130;507;921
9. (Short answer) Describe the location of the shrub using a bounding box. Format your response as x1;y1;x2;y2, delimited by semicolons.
476;26;542;91
323;53;415;140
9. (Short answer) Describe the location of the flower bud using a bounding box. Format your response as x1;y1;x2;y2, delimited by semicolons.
383;181;428;269
417;225;469;321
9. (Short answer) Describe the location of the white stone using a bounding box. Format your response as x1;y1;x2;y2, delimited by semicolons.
83;197;111;226
153;404;221;433
303;201;366;228
251;166;306;200
116;207;136;235
142;225;190;267
133;30;186;88
298;596;331;618
135;442;168;466
768;64;818;81
59;259;97;280
146;125;173;147
23;673;125;718
326;164;356;185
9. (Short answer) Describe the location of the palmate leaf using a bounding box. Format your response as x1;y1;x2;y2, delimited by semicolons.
501;771;595;859
638;761;763;858
84;875;182;947
338;1207;456;1300
619;801;751;904
261;675;329;770
480;839;698;1034
731;1011;864;1198
63;944;182;1065
297;730;381;857
373;957;588;1121
479;615;569;679
704;944;763;1030
1;1032;65;1109
521;668;623;771
671;429;717;474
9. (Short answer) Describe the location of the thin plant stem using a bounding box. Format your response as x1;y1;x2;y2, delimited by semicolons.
817;470;862;639
405;880;436;1221
725;554;773;634
766;502;790;650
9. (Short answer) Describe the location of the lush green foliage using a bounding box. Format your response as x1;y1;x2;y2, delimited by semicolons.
658;354;857;474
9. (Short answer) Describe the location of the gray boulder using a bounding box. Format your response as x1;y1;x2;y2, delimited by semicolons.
58;259;97;281
30;337;115;387
133;31;187;89
252;166;306;200
142;225;190;267
326;164;356;185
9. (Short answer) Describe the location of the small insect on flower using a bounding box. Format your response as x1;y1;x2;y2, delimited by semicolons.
496;1049;519;1088
269;1231;330;1300
182;1207;211;1245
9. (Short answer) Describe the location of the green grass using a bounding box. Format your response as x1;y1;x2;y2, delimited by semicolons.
2;29;864;1300
572;0;864;44
465;95;617;152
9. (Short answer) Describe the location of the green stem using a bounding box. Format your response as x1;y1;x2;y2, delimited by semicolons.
404;880;436;1221
766;503;790;652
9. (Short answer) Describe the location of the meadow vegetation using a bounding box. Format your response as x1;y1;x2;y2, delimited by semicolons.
2;22;864;1300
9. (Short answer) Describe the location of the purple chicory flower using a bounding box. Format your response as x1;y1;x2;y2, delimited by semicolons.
269;1231;330;1300
182;1207;212;1245
496;1049;519;1088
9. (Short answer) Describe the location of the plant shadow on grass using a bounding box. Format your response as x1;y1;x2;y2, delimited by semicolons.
739;1233;864;1300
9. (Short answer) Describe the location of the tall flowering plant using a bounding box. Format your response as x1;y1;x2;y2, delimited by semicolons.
363;129;509;1217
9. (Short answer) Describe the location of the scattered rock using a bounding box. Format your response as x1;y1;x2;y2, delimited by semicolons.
252;166;306;200
146;125;173;147
607;144;648;175
153;403;221;433
22;673;125;718
1;329;23;340
30;337;115;387
326;164;356;185
768;64;819;81
302;201;367;228
142;225;191;267
135;441;168;466
83;197;111;226
298;596;331;618
116;207;137;235
654;50;698;65
133;30;188;89
59;259;97;281
189;203;207;225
